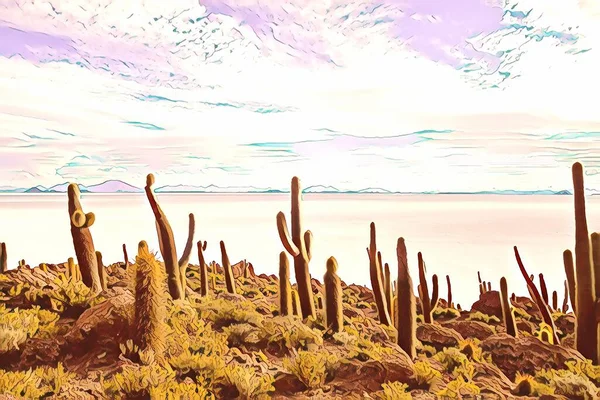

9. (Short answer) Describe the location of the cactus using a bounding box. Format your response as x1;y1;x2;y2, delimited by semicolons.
477;271;484;295
67;257;79;282
552;291;558;312
0;242;6;273
562;280;570;313
276;176;315;319
133;240;167;364
367;222;392;325
572;162;597;364
539;273;549;305
122;244;129;268
211;275;217;291
563;250;576;314
67;183;101;293
197;240;209;296
487;282;491;292
384;262;392;319
500;277;518;337
417;252;438;324
179;214;196;297
324;256;343;333
446;275;453;308
243;259;249;279
220;241;236;294
96;251;108;292
144;174;195;300
291;289;300;316
279;251;293;316
593;232;600;300
396;238;416;360
514;246;560;344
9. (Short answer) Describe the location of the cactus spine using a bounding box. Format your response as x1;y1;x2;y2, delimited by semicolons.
396;238;416;360
197;240;209;296
220;241;236;294
279;251;293;316
500;277;517;337
67;183;101;293
133;240;167;364
144;174;195;300
96;251;108;291
276;176;315;319
0;242;6;273
572;162;597;364
563;250;576;314
324;256;343;333
367;222;391;325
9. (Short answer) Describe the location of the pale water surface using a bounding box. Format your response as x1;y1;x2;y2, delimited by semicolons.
1;193;599;308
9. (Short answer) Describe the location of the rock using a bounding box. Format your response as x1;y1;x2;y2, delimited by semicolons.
18;337;63;370
470;291;502;319
417;323;463;351
473;362;512;396
516;320;535;334
512;296;541;321
273;372;308;394
330;351;414;393
554;313;575;337
442;320;495;341
481;333;586;380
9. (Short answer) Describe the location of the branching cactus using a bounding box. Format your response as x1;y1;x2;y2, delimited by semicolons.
279;252;293;316
571;162;599;364
197;240;209;296
417;252;438;324
0;242;6;273
96;251;108;292
144;174;195;300
396;238;416;360
133;240;167;364
67;183;101;293
324;256;343;333
514;246;560;344
500;277;517;337
563;250;576;314
220;241;236;294
276;176;315;319
367;222;391;326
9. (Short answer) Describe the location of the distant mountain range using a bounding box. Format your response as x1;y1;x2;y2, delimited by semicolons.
0;180;590;195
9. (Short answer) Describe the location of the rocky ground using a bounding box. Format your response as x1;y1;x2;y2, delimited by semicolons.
0;256;599;400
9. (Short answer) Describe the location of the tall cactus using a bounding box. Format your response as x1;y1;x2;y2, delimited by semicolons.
67;183;101;293
144;174;195;300
324;256;343;333
220;241;236;294
446;275;453;308
563;250;576;314
276;176;315;319
96;251;108;291
539;273;549;305
500;277;517;337
417;252;438;324
592;232;600;300
396;238;416;360
279;252;293;316
384;262;392;319
197;240;209;296
133;240;167;364
122;244;129;268
572;162;597;364
367;222;391;325
0;242;6;273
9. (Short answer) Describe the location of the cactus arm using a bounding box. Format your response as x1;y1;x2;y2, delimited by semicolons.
178;213;195;268
430;274;439;310
304;230;313;261
514;246;560;344
202;241;207;251
446;275;453;308
277;212;300;256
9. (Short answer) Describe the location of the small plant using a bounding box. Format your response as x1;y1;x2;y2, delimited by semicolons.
283;350;338;390
467;311;500;324
219;364;274;399
412;360;442;389
378;381;412;400
436;377;480;398
512;372;555;396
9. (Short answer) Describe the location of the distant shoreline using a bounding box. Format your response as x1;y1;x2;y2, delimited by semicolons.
0;191;584;196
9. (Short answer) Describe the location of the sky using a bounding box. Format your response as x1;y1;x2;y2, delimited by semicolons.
0;0;599;192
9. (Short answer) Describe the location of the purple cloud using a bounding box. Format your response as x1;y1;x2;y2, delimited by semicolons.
0;25;75;61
